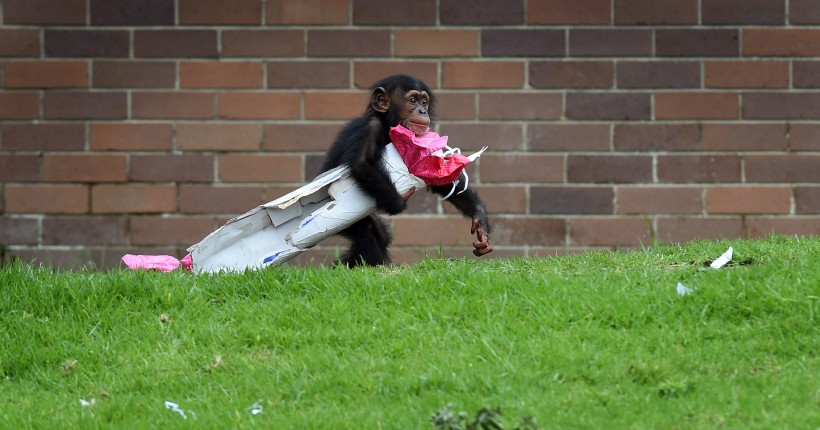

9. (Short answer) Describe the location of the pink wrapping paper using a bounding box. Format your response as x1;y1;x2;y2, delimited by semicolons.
389;125;471;186
121;254;193;272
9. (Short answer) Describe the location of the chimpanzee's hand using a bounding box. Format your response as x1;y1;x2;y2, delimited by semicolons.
471;216;493;256
400;188;415;201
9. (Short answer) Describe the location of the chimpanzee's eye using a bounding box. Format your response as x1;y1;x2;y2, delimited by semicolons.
409;97;417;104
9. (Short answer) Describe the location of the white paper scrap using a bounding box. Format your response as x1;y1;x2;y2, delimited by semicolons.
79;399;95;407
165;401;188;419
247;400;263;415
676;282;693;296
710;247;733;269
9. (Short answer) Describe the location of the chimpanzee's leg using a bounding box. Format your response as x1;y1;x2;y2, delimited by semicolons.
339;214;392;267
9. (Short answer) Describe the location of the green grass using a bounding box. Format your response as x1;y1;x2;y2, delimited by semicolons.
1;236;818;429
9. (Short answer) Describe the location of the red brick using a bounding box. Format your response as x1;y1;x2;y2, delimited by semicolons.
45;30;129;58
568;155;652;183
307;30;391;57
747;217;820;238
131;155;214;182
0;30;40;56
482;30;564;57
2;124;85;151
529;124;611;151
479;93;561;120
703;0;785;25
218;154;303;183
263;124;342;152
702;124;786;151
480;154;564;183
491;217;566;245
791;124;820;151
9;249;102;270
222;30;304;57
795;187;820;214
352;0;436;25
658;155;741;183
5;61;88;88
617;187;702;214
93;61;175;88
179;0;261;25
0;155;40;182
268;62;348;88
131;216;216;245
744;93;820;120
436;92;477;120
655;92;739;120
90;123;173;151
570;217;652;246
614;124;699;151
180;62;263;89
304;155;327;180
266;0;349;25
90;0;174;25
179;185;264;214
529;0;610;24
44;92;126;119
461;185;526;214
177;124;261;151
305;92;369;120
393;217;482;246
395;30;478;57
530;187;613;214
705;61;789;89
794;61;820;88
707;186;791;214
569;30;652;57
43;216;128;245
790;0;820;24
655;30;739;57
353;62;439;89
442;62;525;89
658;217;744;243
218;92;301;120
132;92;215;119
440;0;524;25
744;29;820;56
405;190;439;215
530;61;613;89
566;92;650;120
0;217;39;244
745;155;820;182
91;185;176;213
43;155;127;183
0;93;38;119
437;124;524;152
617;61;700;89
4;0;86;25
134;30;218;58
5;185;89;214
615;0;698;25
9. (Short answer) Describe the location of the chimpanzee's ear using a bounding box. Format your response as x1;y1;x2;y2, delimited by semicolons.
371;87;390;113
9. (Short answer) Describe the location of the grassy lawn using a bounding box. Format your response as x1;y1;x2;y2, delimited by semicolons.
1;236;818;429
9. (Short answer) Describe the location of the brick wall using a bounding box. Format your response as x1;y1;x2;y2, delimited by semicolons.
1;0;819;269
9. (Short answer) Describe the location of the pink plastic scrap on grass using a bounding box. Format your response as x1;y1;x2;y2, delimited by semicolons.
389;125;472;186
121;254;193;272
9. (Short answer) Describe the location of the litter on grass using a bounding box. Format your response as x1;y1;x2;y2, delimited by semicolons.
247;400;263;415
164;401;191;419
676;282;693;296
710;247;733;269
79;399;95;407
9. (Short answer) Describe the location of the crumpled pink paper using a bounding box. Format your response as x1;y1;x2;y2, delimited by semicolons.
389;125;471;186
121;254;193;272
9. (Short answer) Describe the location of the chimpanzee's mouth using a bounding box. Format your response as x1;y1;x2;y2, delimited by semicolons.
405;119;429;136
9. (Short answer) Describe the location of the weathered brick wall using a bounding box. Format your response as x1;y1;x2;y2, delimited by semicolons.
1;0;819;268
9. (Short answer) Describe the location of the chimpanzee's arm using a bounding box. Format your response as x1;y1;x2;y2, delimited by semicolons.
348;118;407;215
430;175;494;256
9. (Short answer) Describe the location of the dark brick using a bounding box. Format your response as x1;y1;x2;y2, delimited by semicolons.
44;155;127;183
135;31;218;58
794;61;820;88
93;61;176;88
91;124;173;151
491;217;566;246
529;124;611;151
703;0;785;25
655;30;739;57
222;30;304;57
437;124;524;151
179;185;264;214
529;0;611;25
268;62;349;88
264;124;348;152
790;0;820;24
530;61;613;89
570;217;651;246
791;124;820;151
436;92;476;120
442;61;525;88
658;155;741;183
702;124;786;151
0;155;40;182
614;124;700;151
179;0;261;25
90;0;174;25
566;93;650;120
44;92;127;120
615;0;698;25
747;217;820;238
617;61;700;89
480;154;564;183
795;187;820;214
4;0;86;25
130;216;215;246
355;62;438;89
745;155;820;182
353;0;436;25
0;93;38;119
440;0;524;25
9;249;101;270
130;155;215;183
658;217;744;243
45;30;129;58
43;216;128;246
132;92;216;119
307;30;391;57
568;156;652;183
531;187;613;214
479;93;562;120
0;217;39;245
482;30;564;57
570;30;652;57
744;93;820;119
0;30;40;56
305;155;326;180
1;124;85;151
